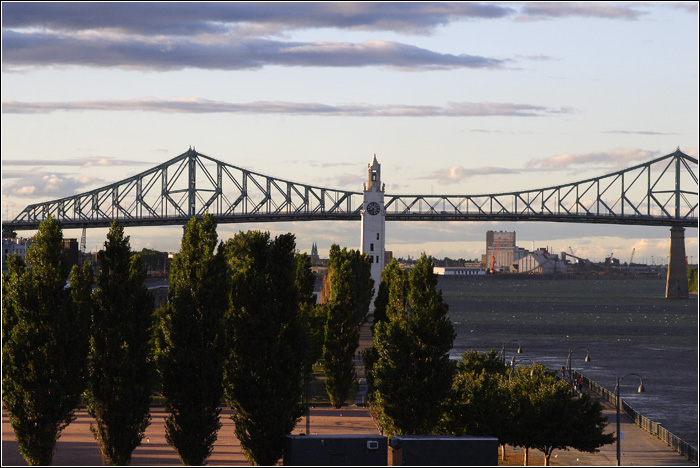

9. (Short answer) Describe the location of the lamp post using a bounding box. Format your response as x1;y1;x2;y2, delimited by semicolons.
615;373;645;466
501;340;522;364
508;357;536;381
566;347;590;387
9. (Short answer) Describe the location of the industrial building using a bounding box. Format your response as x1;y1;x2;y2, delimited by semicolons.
2;235;80;274
483;230;529;272
2;236;34;274
517;249;568;275
433;266;485;276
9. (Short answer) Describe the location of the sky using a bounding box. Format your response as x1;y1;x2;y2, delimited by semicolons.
1;2;698;264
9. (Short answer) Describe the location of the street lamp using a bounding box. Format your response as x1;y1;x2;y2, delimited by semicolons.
615;373;645;466
565;347;590;387
508;357;536;381
501;340;522;364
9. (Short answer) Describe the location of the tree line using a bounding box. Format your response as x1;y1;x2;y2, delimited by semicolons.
3;214;613;466
2;215;373;466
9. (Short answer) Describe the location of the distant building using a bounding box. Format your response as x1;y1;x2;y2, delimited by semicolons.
62;238;80;270
517;249;568;275
2;237;35;273
310;242;320;261
434;266;485;276
484;231;526;271
2;236;80;273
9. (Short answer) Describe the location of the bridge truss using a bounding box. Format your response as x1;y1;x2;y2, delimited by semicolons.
3;148;698;231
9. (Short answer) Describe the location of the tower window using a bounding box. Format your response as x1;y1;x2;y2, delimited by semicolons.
376;233;379;240
372;170;377;181
370;243;374;252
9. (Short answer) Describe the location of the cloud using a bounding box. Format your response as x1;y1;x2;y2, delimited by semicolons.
515;54;561;62
2;98;571;117
307;161;356;169
419;147;677;185
525;148;658;170
1;3;515;36
1;31;506;71
421;166;522;185
4;3;680;38
3;171;101;198
334;173;366;188
5;3;683;73
515;2;648;22
603;130;679;136
1;156;153;168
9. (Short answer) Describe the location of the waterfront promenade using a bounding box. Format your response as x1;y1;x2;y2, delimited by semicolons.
2;399;694;466
2;318;694;466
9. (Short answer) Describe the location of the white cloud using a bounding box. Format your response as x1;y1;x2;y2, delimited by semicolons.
525;148;658;170
421;165;523;185
3;171;102;199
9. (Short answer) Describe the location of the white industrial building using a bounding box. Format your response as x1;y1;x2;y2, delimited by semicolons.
517;250;568;275
433;266;485;276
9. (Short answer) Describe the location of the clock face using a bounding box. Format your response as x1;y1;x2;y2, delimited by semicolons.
367;202;381;215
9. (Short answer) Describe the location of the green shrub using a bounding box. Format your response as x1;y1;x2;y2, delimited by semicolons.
688;268;698;293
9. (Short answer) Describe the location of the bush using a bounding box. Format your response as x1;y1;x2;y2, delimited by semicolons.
688;268;698;293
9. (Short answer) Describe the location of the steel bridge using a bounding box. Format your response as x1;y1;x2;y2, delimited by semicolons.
3;148;697;231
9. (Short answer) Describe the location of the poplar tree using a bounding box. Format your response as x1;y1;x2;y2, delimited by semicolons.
296;253;324;375
322;245;374;408
371;258;405;327
369;253;456;435
154;214;227;465
86;222;154;465
2;216;92;465
363;258;406;396
223;231;306;466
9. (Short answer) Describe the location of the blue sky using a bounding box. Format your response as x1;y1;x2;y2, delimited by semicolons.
2;2;698;263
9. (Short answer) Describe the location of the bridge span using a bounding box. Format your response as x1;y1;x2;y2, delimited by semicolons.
3;148;696;230
2;148;697;297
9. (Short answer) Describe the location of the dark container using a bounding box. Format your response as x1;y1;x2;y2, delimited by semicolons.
283;434;388;466
388;435;499;466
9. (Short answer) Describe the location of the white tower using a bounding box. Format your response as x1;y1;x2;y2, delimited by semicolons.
361;155;385;300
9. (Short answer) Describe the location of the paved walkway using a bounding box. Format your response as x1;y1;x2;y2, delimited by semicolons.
2;318;694;466
2;406;380;466
3;400;693;466
544;388;695;466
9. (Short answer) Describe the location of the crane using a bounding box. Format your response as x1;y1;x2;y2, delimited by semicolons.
604;252;614;275
629;248;636;270
490;237;501;273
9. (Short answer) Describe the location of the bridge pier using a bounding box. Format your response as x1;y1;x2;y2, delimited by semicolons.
665;225;688;299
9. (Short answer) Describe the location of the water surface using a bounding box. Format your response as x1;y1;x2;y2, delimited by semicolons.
440;276;698;448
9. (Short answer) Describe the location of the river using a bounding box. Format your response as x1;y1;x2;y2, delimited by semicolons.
438;276;698;449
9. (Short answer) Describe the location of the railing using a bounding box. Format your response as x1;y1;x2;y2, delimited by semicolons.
572;370;698;463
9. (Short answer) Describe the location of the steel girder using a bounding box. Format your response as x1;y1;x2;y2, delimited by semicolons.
5;149;364;230
383;149;697;227
4;149;698;231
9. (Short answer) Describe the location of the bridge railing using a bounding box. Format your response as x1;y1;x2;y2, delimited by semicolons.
572;370;698;463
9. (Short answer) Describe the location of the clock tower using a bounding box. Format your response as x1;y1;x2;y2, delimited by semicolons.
361;155;385;301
